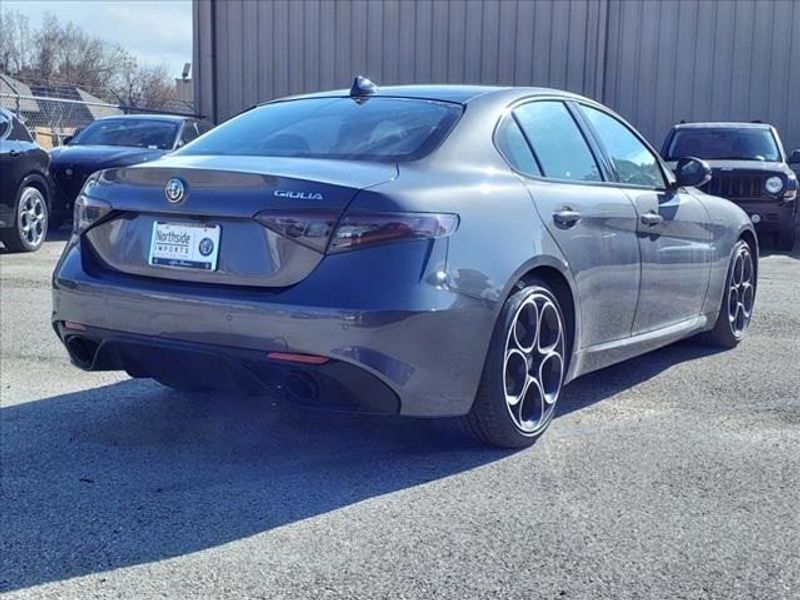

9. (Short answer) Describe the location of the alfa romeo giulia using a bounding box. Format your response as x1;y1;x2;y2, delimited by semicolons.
52;79;757;448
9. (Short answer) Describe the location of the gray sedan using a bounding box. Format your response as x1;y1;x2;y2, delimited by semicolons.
52;80;756;448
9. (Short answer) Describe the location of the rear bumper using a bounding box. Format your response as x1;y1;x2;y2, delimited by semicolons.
732;199;798;233
52;238;497;417
54;322;401;414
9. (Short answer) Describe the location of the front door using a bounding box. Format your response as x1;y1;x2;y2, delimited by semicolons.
626;188;712;332
575;103;712;334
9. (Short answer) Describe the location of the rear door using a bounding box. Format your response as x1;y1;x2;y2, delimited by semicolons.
576;103;712;333
507;100;641;348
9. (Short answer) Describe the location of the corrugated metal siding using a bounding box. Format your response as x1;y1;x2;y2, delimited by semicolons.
603;0;800;151
196;0;607;122
194;0;800;151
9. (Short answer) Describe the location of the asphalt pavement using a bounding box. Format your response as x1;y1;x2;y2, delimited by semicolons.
1;229;799;599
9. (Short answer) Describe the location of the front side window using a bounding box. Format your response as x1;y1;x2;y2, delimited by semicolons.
513;101;602;183
178;97;463;162
71;119;179;150
495;115;541;177
581;105;665;189
666;128;780;162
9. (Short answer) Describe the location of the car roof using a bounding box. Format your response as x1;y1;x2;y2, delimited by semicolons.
95;114;191;123
671;122;774;130
270;84;592;105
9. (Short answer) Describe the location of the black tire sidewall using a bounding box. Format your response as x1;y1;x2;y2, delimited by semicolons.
711;239;753;345
470;280;567;447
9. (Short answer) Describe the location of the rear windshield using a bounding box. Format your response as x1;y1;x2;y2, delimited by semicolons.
178;97;463;162
71;119;178;150
666;128;780;161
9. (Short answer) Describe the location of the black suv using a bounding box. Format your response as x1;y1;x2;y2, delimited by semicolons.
0;108;51;252
662;122;799;250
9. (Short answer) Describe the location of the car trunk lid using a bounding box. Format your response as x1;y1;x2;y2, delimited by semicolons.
83;156;397;287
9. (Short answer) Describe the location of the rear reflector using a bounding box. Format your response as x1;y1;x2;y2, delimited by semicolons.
267;352;330;365
64;321;87;331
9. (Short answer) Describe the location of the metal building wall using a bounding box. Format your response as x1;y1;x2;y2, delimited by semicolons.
194;0;800;150
603;0;800;151
194;0;607;122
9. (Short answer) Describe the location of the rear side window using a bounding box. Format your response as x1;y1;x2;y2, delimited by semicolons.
513;101;602;183
9;114;33;142
581;105;665;189
495;116;541;177
0;112;10;138
178;97;463;162
179;122;200;146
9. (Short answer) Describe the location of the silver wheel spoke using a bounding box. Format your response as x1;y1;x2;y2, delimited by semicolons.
17;188;46;247
503;291;565;435
728;245;754;336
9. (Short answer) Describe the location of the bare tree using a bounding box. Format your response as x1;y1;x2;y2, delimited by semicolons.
0;11;33;74
1;10;183;111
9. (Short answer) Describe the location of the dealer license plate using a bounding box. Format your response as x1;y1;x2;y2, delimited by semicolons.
148;222;221;271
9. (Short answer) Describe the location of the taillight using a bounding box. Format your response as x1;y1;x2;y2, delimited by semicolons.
73;195;112;235
328;212;458;253
255;210;458;253
73;174;112;235
255;209;339;253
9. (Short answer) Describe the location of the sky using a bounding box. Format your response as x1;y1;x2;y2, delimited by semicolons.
2;0;193;78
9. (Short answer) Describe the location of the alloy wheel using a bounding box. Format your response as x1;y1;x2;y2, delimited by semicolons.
502;291;565;435
17;187;47;249
728;244;755;337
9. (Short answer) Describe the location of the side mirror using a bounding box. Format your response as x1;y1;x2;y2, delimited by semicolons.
62;135;73;145
672;156;712;188
787;149;800;164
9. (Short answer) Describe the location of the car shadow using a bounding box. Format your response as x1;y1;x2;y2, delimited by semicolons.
0;338;722;592
558;339;725;417
757;225;800;260
0;380;509;593
0;225;71;254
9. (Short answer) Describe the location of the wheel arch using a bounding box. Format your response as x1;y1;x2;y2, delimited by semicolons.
18;172;51;207
506;258;580;378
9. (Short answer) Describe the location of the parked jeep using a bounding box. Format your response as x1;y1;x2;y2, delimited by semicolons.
662;122;799;250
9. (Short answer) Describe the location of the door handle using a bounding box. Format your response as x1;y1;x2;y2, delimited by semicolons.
553;208;581;227
640;211;664;226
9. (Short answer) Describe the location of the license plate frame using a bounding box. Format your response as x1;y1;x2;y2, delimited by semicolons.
148;221;221;271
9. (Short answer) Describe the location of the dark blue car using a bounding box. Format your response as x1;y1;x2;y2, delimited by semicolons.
52;82;757;448
48;114;212;229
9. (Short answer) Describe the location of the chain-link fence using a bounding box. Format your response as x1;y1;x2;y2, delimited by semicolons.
0;85;198;149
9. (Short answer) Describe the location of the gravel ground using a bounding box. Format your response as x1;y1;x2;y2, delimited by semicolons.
1;229;799;600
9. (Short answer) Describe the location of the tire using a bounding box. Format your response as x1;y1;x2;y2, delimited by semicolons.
775;227;796;251
0;184;49;252
706;239;756;348
464;280;568;449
